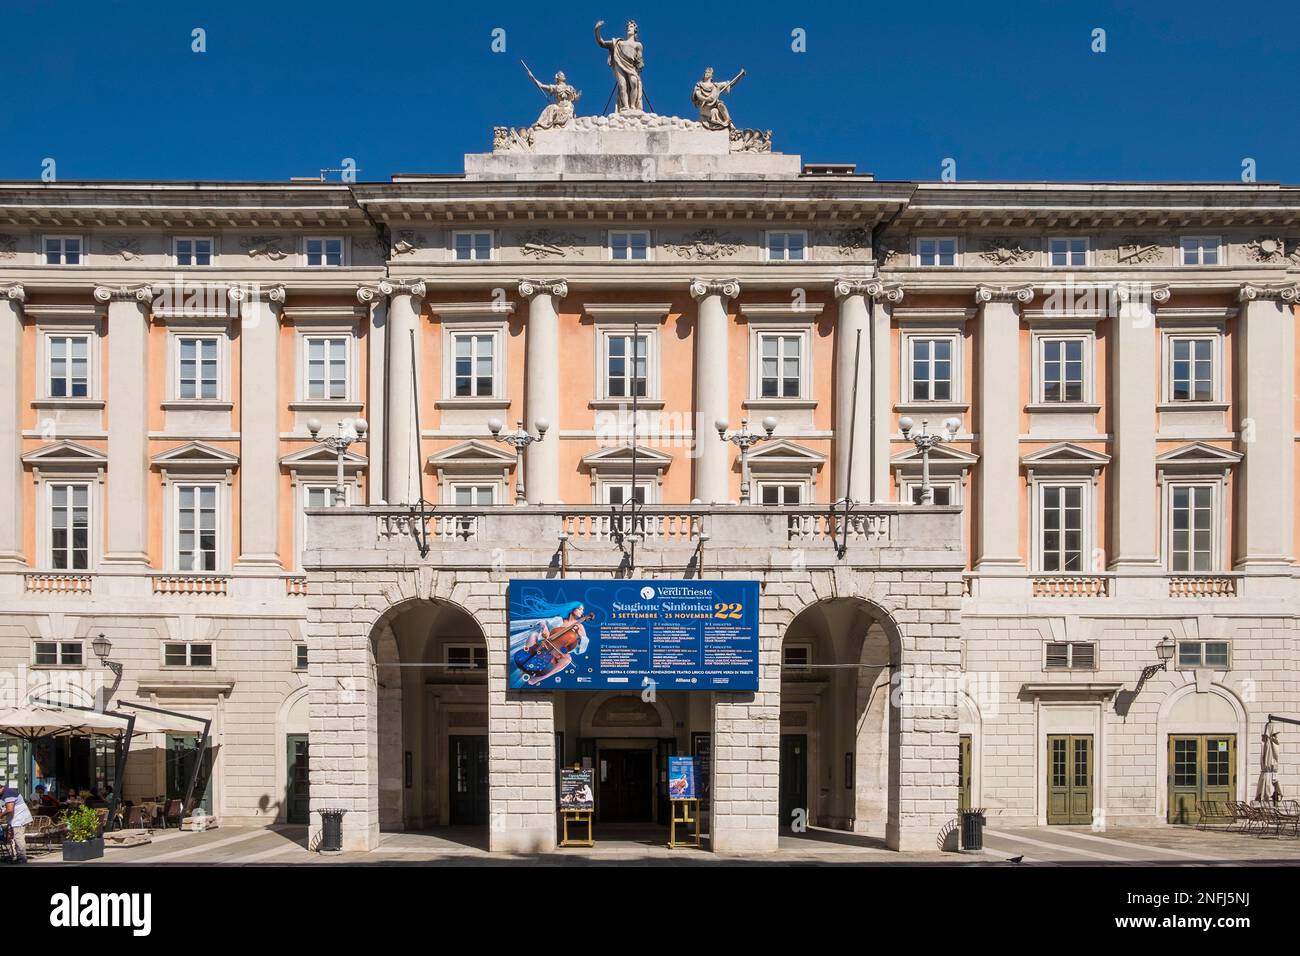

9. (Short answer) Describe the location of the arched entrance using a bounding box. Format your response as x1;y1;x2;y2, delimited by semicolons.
371;598;490;839
779;597;902;840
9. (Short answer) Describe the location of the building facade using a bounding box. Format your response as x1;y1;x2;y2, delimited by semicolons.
1;111;1297;853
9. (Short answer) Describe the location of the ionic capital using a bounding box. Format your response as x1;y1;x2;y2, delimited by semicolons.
1239;282;1300;303
517;278;568;300
0;284;24;304
227;284;285;306
689;278;740;301
376;279;427;301
975;283;1035;305
93;284;154;305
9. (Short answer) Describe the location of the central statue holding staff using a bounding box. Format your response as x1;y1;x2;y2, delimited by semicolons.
594;19;645;113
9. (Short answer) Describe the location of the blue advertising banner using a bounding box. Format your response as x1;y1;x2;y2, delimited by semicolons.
667;756;697;800
508;579;759;691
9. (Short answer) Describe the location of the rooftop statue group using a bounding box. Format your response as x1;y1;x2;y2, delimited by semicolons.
521;19;747;132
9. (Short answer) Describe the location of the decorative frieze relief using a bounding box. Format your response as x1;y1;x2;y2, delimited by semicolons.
240;235;290;260
666;228;741;260
1111;237;1165;265
874;234;910;267
833;227;871;257
520;228;582;259
101;236;143;261
978;237;1035;266
729;128;772;153
0;235;17;260
1244;237;1287;263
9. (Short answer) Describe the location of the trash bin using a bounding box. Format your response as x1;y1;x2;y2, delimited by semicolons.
959;808;986;851
317;808;347;853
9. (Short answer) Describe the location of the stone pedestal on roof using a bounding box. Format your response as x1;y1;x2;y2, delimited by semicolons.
468;111;799;181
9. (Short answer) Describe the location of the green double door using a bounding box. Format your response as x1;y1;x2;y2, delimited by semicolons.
1168;735;1235;824
778;734;808;828
1046;735;1093;825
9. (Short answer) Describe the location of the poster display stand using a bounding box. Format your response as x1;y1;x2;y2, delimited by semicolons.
558;765;595;847
560;809;594;847
668;798;701;848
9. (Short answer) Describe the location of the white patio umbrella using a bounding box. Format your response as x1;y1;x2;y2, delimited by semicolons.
1255;721;1282;803
0;704;128;741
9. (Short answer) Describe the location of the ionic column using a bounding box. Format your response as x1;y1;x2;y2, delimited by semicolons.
974;284;1033;572
519;278;567;504
230;284;284;567
0;285;26;567
868;280;904;502
1236;283;1299;570
382;280;426;506
95;284;154;568
357;286;388;503
832;280;873;504
1111;284;1170;571
691;278;740;503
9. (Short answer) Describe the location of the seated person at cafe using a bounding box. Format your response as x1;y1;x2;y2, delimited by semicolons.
31;785;58;807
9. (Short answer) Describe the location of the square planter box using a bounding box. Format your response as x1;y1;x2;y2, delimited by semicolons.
62;838;104;862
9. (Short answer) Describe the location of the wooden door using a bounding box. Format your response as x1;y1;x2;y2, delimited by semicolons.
1046;734;1092;825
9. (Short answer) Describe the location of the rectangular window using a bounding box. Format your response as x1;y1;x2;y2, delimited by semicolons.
759;483;803;506
1170;484;1214;572
1180;236;1220;266
609;231;650;261
1041;338;1085;403
452;333;495;397
452;484;495;506
910;337;953;402
177;336;219;400
48;334;90;398
305;237;344;266
305;485;344;510
306;337;349;400
164;643;213;667
917;237;957;267
295;644;308;670
44;236;82;265
605;332;648;399
1040;484;1084;572
604;483;649;506
453;231;493;261
782;643;811;671
174;238;213;266
766;232;806;261
446;645;488;670
1048;237;1088;267
1178;641;1230;668
34;642;84;667
49;483;90;571
1170;337;1215;402
176;485;218;572
759;334;803;399
1045;642;1096;670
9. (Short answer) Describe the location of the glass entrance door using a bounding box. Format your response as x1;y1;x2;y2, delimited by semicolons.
449;735;489;826
285;734;309;825
958;735;972;811
779;734;808;829
1168;735;1235;824
166;734;213;814
1046;734;1092;825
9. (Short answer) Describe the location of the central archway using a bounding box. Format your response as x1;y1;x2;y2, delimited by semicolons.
779;597;906;842
371;597;490;841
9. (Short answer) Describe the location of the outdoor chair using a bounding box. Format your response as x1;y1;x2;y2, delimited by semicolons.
1273;802;1300;838
161;799;183;828
1195;800;1235;829
123;805;147;830
25;815;62;854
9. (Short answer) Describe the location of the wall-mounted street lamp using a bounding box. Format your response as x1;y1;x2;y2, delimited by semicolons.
91;632;122;679
716;416;778;505
899;416;961;505
489;418;548;505
307;417;368;506
1140;637;1177;682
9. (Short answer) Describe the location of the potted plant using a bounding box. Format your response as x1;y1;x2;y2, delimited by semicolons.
60;804;104;862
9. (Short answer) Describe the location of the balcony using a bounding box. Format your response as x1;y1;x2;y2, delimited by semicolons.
311;503;964;574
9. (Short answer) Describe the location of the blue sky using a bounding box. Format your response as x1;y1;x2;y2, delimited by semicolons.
1;0;1295;184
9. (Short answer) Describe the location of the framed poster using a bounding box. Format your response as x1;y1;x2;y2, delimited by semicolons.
508;579;760;691
559;767;595;812
667;755;697;800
